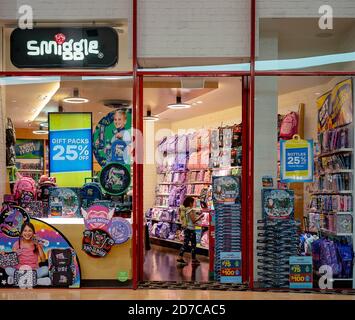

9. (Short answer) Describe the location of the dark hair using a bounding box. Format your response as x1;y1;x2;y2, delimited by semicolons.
19;222;38;254
183;196;195;208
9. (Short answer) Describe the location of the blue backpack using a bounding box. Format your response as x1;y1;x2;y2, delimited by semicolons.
337;242;354;278
80;178;103;209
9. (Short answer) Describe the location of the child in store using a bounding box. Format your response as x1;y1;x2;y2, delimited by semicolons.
177;196;204;266
0;222;51;286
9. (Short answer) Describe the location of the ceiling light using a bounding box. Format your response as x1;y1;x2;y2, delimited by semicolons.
63;88;89;104
196;101;203;104
167;95;191;109
40;122;49;128
33;124;48;135
143;109;159;122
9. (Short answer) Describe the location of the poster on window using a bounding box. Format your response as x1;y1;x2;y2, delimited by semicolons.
49;113;92;187
317;78;353;132
280;135;313;183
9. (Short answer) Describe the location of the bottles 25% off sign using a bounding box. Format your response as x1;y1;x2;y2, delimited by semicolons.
280;135;314;183
49;113;93;187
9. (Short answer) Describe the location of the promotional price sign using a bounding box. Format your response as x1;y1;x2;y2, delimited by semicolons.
289;256;313;289
280;135;313;183
220;252;242;284
49;113;92;187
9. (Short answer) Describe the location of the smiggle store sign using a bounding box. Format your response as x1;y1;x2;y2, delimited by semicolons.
10;27;118;68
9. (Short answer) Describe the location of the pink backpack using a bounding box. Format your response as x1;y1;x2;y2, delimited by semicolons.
14;176;37;204
279;112;298;140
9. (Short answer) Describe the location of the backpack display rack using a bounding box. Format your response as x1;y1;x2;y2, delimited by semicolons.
256;218;300;288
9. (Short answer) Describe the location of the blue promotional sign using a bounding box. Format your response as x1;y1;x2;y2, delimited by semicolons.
220;252;242;284
280;135;314;183
49;113;93;187
289;256;313;289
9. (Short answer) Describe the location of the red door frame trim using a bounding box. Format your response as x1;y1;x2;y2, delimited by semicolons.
241;76;249;282
248;0;256;289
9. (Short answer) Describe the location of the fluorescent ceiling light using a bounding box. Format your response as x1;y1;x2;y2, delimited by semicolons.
167;96;191;109
63;88;89;104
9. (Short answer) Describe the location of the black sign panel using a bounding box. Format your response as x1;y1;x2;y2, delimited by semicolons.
10;27;118;69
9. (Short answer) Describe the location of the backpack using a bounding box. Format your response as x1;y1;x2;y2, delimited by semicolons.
319;239;342;277
159;222;171;239
48;248;75;287
177;134;188;153
6;145;16;167
167;135;177;154
179;205;190;228
80;179;103;209
37;176;57;202
279;112;298;140
13;176;37;205
6;118;16;147
336;242;354;278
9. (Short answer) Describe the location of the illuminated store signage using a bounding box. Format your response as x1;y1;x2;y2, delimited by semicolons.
11;27;118;68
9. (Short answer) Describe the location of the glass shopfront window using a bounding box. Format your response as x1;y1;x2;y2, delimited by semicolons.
0;76;134;288
254;75;355;289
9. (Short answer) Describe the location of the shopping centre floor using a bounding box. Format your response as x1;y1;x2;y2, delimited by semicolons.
0;288;355;300
0;245;354;300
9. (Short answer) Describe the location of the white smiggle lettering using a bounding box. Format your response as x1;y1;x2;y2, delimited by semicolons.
26;38;99;61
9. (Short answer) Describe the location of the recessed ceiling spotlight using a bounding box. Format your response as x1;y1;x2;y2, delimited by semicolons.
167;95;191;109
196;101;203;104
63;88;89;104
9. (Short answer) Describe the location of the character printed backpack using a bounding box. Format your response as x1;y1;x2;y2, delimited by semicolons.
37;175;56;202
80;178;103;209
13;176;37;205
48;248;75;287
279;112;298;140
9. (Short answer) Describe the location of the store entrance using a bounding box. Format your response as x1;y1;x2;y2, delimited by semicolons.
141;76;247;286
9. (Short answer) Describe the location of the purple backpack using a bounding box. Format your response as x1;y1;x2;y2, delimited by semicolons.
155;222;164;237
177;134;189;153
168;186;177;207
158;137;168;154
173;153;188;171
167;135;177;154
320;239;342;277
159;222;171;239
160;210;171;222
